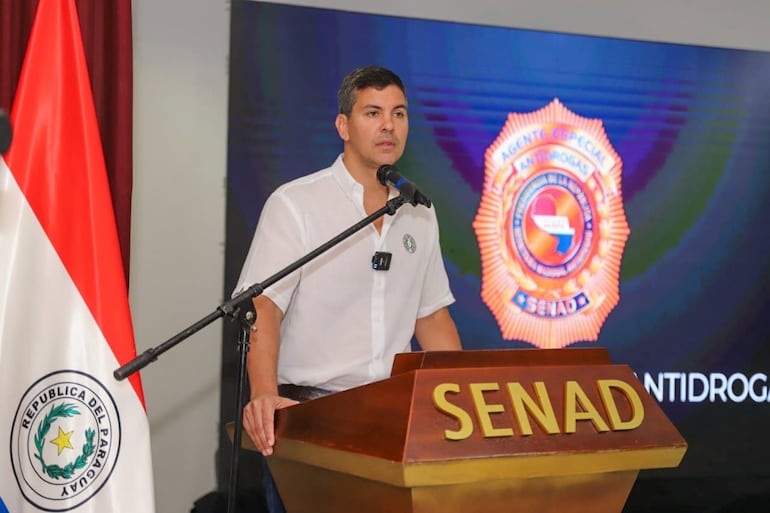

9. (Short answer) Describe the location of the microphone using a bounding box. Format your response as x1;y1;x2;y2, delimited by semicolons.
0;109;11;154
376;164;432;207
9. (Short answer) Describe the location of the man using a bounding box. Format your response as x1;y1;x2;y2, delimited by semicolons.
234;66;462;509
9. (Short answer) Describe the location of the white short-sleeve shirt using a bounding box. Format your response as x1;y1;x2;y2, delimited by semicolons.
234;154;455;391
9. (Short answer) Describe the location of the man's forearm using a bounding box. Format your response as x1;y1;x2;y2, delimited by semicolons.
414;307;462;351
247;295;283;397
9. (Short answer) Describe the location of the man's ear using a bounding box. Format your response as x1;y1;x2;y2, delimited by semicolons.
335;113;349;141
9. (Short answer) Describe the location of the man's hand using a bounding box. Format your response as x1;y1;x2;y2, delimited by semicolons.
242;393;299;456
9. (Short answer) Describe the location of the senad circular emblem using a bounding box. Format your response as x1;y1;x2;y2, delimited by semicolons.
473;99;630;348
10;370;121;511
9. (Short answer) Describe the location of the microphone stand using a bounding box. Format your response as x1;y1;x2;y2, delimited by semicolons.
114;194;410;513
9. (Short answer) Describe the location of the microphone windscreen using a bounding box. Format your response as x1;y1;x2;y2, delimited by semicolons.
376;164;396;186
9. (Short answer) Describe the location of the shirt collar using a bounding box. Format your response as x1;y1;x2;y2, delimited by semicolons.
331;153;399;201
330;153;360;197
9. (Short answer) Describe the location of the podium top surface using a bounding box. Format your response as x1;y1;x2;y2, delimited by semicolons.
391;347;611;375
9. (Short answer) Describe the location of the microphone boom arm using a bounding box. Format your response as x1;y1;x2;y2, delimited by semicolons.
113;194;409;380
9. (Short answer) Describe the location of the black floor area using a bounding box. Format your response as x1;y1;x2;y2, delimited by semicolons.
192;477;770;513
623;477;770;513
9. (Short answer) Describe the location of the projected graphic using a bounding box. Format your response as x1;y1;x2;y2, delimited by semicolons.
474;99;629;347
225;0;770;486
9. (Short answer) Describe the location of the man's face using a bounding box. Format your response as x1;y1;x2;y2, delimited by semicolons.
336;84;408;171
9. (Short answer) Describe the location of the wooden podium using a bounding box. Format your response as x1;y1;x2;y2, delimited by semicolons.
239;348;686;513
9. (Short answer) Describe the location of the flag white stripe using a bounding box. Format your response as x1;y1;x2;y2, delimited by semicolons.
1;157;154;511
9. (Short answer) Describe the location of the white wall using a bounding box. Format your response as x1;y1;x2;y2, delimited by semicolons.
131;1;770;511
259;0;770;51
132;0;229;512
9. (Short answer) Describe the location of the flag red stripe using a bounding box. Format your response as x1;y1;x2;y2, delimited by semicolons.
5;0;144;404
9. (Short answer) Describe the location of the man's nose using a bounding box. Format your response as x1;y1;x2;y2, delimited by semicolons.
381;114;395;131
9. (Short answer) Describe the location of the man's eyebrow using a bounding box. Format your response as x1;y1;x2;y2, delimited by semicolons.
360;103;408;110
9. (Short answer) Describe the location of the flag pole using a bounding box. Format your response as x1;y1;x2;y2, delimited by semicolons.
0;110;11;153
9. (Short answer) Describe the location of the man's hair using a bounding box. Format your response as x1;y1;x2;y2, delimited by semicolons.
337;66;406;117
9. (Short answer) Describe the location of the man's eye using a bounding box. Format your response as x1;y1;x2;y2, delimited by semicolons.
366;111;378;117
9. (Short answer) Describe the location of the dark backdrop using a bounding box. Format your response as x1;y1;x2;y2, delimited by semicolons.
218;2;770;511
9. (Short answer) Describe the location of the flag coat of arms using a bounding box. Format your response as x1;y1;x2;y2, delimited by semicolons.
0;1;155;511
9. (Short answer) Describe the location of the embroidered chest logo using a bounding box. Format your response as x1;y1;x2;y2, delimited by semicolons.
402;233;417;254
